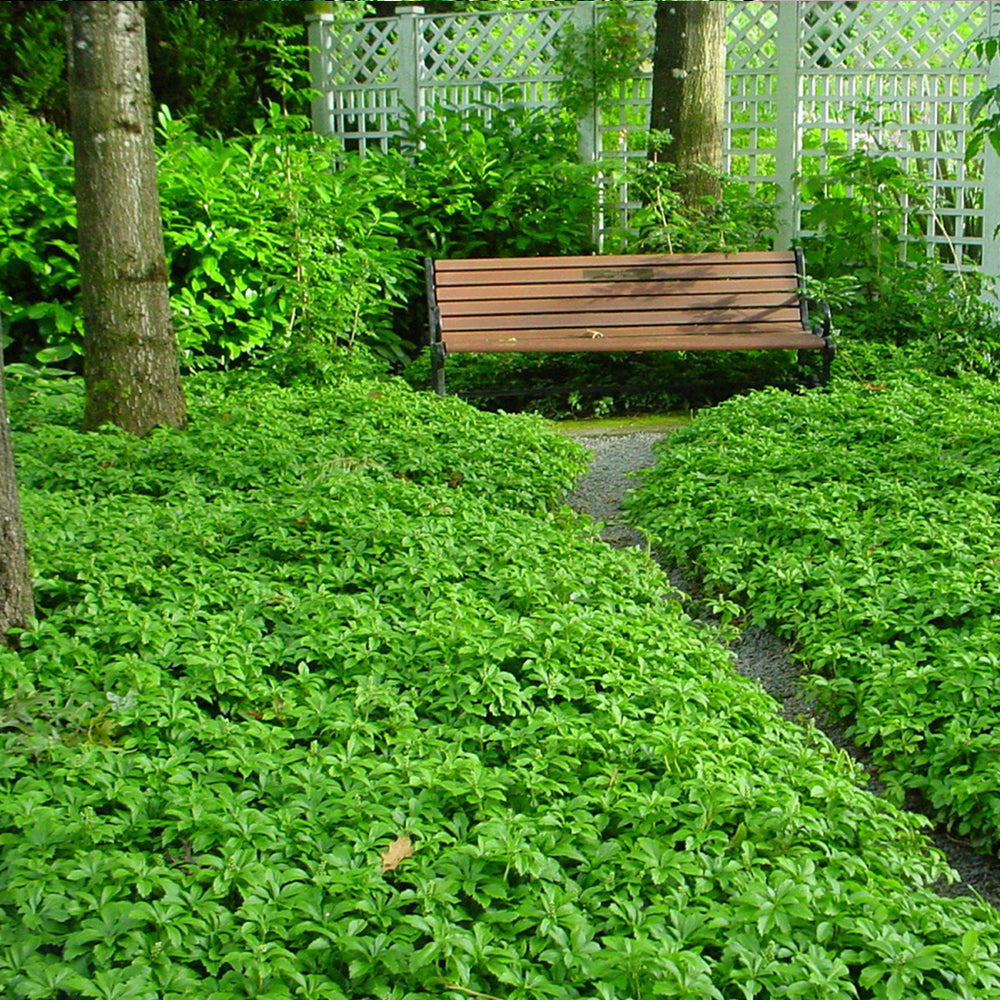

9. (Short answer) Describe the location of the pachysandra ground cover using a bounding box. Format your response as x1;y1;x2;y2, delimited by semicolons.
2;374;999;999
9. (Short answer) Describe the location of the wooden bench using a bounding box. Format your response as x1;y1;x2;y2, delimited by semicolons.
425;250;834;395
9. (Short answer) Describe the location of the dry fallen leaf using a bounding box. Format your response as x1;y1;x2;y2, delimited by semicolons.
380;835;415;873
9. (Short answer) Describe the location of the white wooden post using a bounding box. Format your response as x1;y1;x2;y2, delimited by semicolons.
573;0;600;165
570;1;603;248
396;5;425;127
774;0;801;250
981;3;1000;292
306;4;334;136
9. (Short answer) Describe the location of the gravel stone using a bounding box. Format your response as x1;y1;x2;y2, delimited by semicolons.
564;428;1000;909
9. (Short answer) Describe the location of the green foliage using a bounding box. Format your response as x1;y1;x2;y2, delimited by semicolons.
0;100;601;372
801;143;928;304
383;103;598;260
0;106;415;373
617;159;776;254
158;107;414;371
628;370;1000;850
3;372;1000;997
0;109;80;364
0;1;329;135
968;35;1000;161
799;144;1000;376
0;2;67;126
554;1;647;118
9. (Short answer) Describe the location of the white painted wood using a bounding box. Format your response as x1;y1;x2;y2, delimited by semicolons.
981;3;1000;286
774;1;800;250
572;1;599;165
396;5;424;125
306;11;334;136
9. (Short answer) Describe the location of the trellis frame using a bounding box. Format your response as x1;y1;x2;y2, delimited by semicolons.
308;0;1000;279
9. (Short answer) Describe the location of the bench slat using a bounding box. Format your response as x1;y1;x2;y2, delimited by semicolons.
444;328;826;354
434;250;796;271
442;306;804;333
434;262;799;286
441;291;799;317
435;276;801;302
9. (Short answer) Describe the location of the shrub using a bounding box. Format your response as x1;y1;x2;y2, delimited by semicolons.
157;108;415;371
380;102;598;262
800;145;1000;377
0;107;416;373
0;109;80;364
615;161;777;256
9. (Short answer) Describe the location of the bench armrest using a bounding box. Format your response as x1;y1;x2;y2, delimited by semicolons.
806;297;833;344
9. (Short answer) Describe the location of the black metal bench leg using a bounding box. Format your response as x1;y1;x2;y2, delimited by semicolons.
822;346;834;385
431;343;446;396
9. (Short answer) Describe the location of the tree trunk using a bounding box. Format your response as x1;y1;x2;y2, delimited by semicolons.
649;0;726;206
0;337;33;643
67;1;187;435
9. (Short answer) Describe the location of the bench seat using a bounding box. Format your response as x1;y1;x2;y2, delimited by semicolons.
426;250;833;394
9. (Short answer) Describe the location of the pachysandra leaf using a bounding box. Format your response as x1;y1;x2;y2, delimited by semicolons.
380;835;415;873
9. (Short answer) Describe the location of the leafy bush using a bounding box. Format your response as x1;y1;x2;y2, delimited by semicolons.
0;109;80;364
2;373;1000;998
1;101;602;374
157;109;414;371
377;102;598;261
0;107;415;372
628;370;1000;849
0;1;329;135
616;162;776;256
800;145;1000;377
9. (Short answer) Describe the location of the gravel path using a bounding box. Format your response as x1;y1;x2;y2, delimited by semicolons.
564;429;1000;909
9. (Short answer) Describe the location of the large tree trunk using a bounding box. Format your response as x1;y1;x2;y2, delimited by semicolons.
0;337;33;643
67;1;187;435
649;0;726;206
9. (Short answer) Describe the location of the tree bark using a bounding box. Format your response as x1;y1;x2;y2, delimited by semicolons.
67;0;187;435
0;336;33;643
649;0;726;206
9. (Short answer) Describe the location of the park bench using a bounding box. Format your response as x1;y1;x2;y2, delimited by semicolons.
425;249;834;396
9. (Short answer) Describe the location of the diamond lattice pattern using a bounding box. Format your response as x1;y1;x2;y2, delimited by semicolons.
802;0;983;70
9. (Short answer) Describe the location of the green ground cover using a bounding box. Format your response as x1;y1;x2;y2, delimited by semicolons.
628;370;1000;854
3;374;1000;999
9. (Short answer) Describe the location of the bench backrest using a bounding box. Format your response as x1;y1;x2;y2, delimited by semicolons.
429;250;822;353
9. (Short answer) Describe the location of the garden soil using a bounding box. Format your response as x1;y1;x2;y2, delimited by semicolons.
563;428;1000;909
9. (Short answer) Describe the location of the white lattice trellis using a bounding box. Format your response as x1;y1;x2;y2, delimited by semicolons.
309;0;1000;275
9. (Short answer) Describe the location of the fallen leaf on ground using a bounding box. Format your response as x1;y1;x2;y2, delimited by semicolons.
380;835;415;873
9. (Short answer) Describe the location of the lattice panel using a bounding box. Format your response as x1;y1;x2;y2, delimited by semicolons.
320;16;398;86
422;80;563;120
420;8;574;83
798;69;986;264
728;1;781;71
324;87;404;156
802;0;984;71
